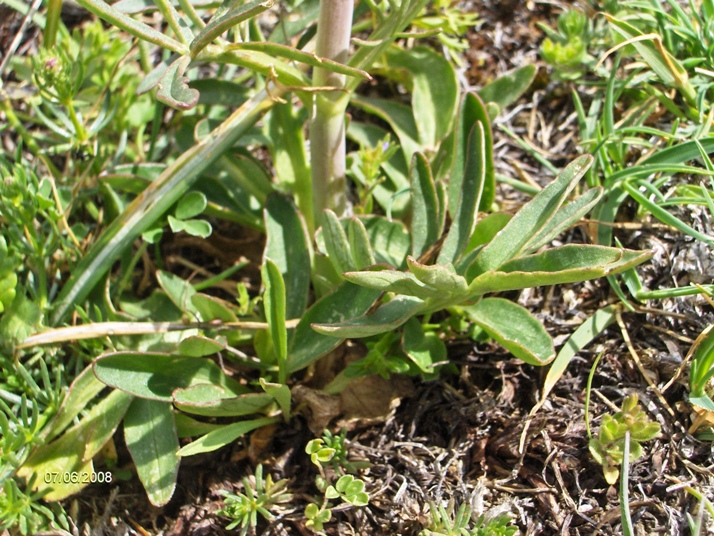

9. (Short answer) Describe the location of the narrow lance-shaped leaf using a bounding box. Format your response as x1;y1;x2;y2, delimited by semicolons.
344;266;445;299
406;256;467;294
410;152;440;257
438;121;486;265
173;384;273;417
463;298;555;366
524;186;603;254
469;155;593;278
449;92;494;215
348;218;376;269
312;295;425;338
189;0;273;58
264;193;311;319
93;352;248;401
467;245;652;297
262;258;288;384
287;283;381;372
322;209;356;274
73;0;187;54
178;416;280;456
230;42;371;80
477;65;536;110
124;398;179;506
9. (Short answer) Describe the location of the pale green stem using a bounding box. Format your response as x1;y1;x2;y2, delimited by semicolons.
310;0;354;220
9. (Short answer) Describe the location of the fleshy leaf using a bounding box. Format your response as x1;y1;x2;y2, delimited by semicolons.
402;317;445;373
124;398;179;506
409;152;441;257
312;295;425;338
477;65;537;109
467;246;652;296
322;209;356;275
463;298;555;365
343;266;444;299
93;352;248;401
406;257;467;294
177;416;280;456
173;384;273;417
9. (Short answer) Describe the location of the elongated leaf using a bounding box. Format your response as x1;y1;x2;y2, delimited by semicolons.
469;155;593;278
410;152;440;257
18;389;132;501
312;295;425;338
287;283;381;372
157;270;198;316
348;218;376;269
691;326;714;396
467;246;652;296
191;294;239;323
322;209;356;274
463;298;554;365
524;187;603;253
231;42;371;80
74;0;186;53
177;416;280;456
173;384;273;417
477;65;536;109
541;305;618;401
363;216;410;268
384;46;458;149
157;56;200;110
93;352;248;401
344;266;444;299
124;398;179;506
189;0;273;57
449;92;495;215
46;365;106;442
52;86;280;325
264;194;311;319
261;259;288;383
177;335;225;357
438;122;486;264
406;257;467;294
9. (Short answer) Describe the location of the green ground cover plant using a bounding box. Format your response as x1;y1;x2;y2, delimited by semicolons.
3;0;714;533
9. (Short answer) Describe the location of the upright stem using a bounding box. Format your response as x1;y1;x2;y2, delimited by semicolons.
310;0;354;220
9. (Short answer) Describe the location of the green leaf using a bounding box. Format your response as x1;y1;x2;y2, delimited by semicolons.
287;283;382;372
402;317;446;373
351;95;421;160
46;365;106;442
124;398;179;506
177;416;280;456
469;155;593;277
189;0;273;58
467;246;652;296
191;293;239;323
157;56;200;110
477;65;536;109
0;237;17;314
344;266;444;299
264;193;311;319
409;152;441;257
406;257;467;294
156;270;198;316
312;295;425;338
322;209;356;274
449;92;495;215
168;215;212;238
0;293;42;345
260;378;291;420
438;121;486;264
363;216;410;268
173;384;273;416
524;187;603;253
348;218;376;270
18;389;132;501
384;46;458;149
177;335;225;357
262;258;288;383
93;352;248;401
463;298;555;365
175;191;208;219
691;326;714;396
541;305;618;402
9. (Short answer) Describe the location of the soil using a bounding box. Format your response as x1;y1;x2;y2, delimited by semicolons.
4;1;714;535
